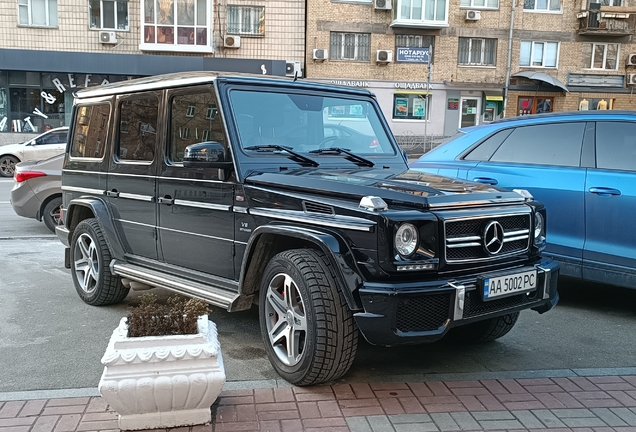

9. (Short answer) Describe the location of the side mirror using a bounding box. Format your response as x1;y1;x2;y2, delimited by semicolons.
183;141;233;169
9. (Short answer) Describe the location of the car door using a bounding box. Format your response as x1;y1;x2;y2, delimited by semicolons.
157;85;235;279
107;92;160;260
466;122;588;274
583;121;636;285
23;129;68;160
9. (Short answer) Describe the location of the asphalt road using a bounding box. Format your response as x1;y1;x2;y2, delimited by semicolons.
0;178;635;393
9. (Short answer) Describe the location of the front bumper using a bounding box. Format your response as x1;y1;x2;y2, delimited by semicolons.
354;258;559;346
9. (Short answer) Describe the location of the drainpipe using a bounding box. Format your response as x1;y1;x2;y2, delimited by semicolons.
503;0;516;117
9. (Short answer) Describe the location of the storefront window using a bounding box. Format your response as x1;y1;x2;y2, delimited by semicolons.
517;96;553;116
393;93;430;120
578;97;613;110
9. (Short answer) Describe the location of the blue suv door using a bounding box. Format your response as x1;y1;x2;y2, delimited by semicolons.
466;122;588;276
583;121;636;287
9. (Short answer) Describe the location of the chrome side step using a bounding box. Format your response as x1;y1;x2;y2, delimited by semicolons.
111;260;240;311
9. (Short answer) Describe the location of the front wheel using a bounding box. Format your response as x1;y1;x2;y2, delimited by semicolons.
259;249;358;386
446;312;520;343
70;218;129;306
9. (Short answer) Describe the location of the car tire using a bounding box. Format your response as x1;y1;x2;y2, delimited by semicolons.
0;155;19;178
259;249;358;386
70;218;129;306
42;197;62;233
446;312;520;343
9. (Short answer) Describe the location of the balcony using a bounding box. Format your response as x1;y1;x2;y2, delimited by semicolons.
577;6;636;36
391;0;449;28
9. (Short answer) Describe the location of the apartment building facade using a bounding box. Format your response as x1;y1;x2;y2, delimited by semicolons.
0;0;304;137
305;0;636;142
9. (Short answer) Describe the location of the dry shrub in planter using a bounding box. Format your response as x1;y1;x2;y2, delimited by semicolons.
126;293;210;337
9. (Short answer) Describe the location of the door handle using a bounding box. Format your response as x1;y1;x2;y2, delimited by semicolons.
106;190;119;197
473;177;498;185
157;196;174;205
589;187;621;196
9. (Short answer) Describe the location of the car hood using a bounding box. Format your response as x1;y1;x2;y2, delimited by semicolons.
245;167;527;209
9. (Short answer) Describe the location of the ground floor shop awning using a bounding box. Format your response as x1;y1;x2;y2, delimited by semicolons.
513;71;569;92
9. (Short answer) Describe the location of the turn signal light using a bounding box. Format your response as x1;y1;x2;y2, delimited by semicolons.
14;171;47;183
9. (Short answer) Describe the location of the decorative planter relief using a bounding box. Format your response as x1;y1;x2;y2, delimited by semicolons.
98;316;226;430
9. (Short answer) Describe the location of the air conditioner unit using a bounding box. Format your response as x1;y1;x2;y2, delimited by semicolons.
466;10;481;20
627;53;636;66
286;61;303;78
99;31;117;44
627;73;636;85
224;35;241;48
374;0;392;10
376;49;393;63
313;48;328;60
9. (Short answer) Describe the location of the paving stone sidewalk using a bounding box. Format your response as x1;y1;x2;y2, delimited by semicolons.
1;375;636;432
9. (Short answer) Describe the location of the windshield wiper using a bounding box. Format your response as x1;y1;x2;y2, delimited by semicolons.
309;147;375;167
244;145;319;167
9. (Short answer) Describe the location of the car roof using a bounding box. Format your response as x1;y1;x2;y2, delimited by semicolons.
460;110;636;133
75;71;375;99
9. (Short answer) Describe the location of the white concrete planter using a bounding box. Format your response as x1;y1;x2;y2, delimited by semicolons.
98;315;226;430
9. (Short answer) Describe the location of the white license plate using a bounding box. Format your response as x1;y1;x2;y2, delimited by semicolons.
482;270;537;301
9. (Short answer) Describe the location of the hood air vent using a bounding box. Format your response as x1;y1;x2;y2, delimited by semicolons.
302;201;335;215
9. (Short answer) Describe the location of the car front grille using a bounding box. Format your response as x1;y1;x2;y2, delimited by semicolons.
444;214;531;263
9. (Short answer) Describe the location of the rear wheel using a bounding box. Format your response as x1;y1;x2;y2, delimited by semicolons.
0;155;18;177
42;197;62;233
70;218;129;306
259;249;358;386
447;312;520;343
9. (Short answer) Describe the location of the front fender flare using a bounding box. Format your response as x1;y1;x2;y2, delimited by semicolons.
238;225;364;311
66;198;126;261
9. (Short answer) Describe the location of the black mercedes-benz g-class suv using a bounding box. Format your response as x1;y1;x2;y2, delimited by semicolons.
56;72;559;386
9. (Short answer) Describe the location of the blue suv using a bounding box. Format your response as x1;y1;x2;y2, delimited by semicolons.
410;111;636;290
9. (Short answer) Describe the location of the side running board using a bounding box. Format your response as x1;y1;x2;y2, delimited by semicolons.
111;260;240;311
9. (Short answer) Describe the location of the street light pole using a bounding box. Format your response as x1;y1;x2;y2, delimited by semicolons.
423;44;432;153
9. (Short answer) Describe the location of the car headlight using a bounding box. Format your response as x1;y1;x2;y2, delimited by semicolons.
534;212;545;241
395;223;419;257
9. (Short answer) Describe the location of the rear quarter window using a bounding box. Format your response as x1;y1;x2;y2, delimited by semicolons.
70;104;111;159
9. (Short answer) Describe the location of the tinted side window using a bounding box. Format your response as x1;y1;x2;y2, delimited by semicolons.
70;104;110;159
118;96;159;162
596;122;636;172
169;89;225;163
490;122;585;167
464;129;512;161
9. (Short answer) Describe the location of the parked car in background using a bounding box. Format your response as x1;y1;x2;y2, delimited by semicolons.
0;127;69;177
10;154;63;232
410;110;636;290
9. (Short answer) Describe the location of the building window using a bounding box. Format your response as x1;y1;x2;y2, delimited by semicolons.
330;32;370;61
141;0;211;53
517;96;553;115
227;5;264;35
460;0;498;8
393;93;430;120
582;43;618;70
520;41;558;68
393;0;449;27
523;0;560;12
590;0;622;5
458;38;497;65
89;0;128;30
18;0;58;27
395;34;434;49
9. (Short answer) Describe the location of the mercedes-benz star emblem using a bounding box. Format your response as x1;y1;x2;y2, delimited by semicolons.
483;221;504;255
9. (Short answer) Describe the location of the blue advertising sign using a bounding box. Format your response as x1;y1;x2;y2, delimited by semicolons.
396;47;430;63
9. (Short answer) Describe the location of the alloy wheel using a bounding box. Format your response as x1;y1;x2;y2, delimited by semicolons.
264;273;308;366
73;233;100;294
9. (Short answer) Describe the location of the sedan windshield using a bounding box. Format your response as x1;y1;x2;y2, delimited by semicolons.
229;89;396;156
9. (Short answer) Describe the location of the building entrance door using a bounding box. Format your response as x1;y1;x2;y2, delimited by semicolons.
460;97;480;128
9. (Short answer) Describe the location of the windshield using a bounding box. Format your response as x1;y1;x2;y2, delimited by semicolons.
229;90;396;156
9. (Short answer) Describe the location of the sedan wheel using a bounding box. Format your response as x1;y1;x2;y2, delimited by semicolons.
42;197;62;233
0;155;19;178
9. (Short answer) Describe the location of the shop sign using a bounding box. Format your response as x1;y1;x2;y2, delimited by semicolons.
396;47;430;64
330;80;370;88
394;82;433;90
448;98;459;110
